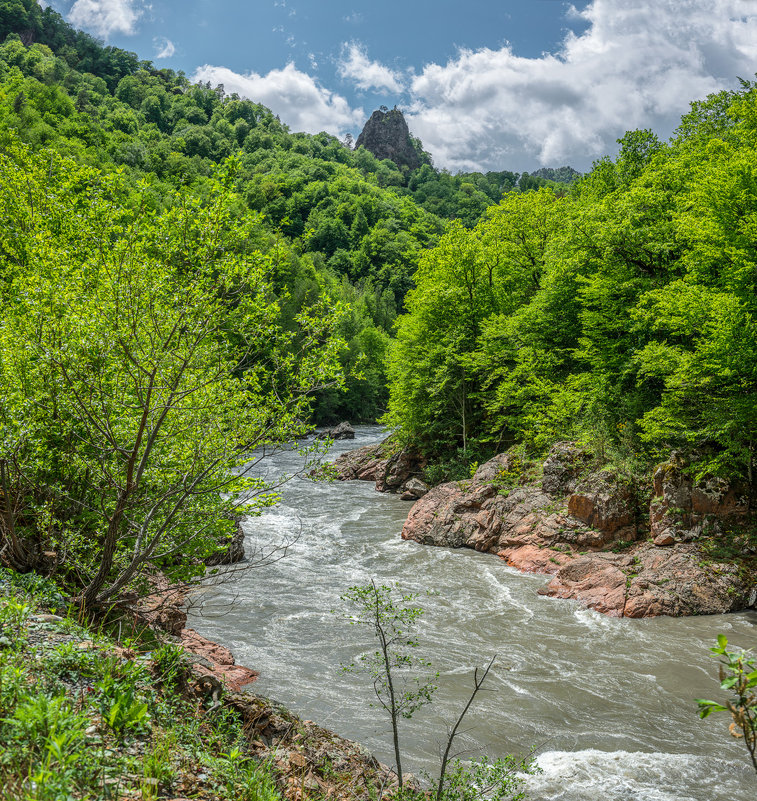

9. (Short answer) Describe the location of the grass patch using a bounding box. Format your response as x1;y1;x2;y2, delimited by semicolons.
0;574;283;801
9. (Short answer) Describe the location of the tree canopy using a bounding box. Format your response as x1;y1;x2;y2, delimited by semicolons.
385;81;757;485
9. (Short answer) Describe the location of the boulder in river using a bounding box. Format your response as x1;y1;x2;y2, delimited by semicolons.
329;439;426;492
400;477;429;501
316;421;355;440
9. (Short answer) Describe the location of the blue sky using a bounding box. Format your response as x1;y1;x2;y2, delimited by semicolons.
46;0;757;172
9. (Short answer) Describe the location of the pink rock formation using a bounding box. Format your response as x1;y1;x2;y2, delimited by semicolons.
399;445;754;618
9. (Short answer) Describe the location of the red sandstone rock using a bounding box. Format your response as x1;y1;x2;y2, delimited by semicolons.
567;471;637;541
400;445;755;618
330;441;426;493
498;544;570;574
180;627;258;691
331;443;386;481
539;555;628;616
535;541;748;617
651;455;749;541
137;577;189;636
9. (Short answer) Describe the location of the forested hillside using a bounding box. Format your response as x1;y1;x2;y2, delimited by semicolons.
2;0;753;599
0;0;578;423
385;88;757;486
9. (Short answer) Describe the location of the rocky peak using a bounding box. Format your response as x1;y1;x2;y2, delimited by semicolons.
355;106;423;171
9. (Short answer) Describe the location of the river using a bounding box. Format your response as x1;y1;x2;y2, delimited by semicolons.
187;426;757;801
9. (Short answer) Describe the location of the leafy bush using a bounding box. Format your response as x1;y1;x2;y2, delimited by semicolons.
151;641;187;689
697;634;757;775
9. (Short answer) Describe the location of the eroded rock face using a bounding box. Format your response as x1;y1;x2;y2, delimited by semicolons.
399;444;755;618
541;442;592;495
376;449;423;492
567;471;638;542
541;544;750;617
135;577;189;636
329;443;386;481
330;442;426;493
651;455;750;544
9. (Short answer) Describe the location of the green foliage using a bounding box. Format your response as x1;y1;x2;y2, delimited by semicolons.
95;657;152;741
0;139;349;603
5;693;87;755
385;189;559;454
0;19;441;425
425;754;539;801
45;641;100;681
0;569;64;611
0;9;591;429
422;443;492;486
208;747;280;801
101;687;150;739
151;641;187;689
0;576;282;801
385;82;757;490
141;729;178;798
697;635;757;775
0;598;30;643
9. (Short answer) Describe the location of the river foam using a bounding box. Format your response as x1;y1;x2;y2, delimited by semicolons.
525;750;754;801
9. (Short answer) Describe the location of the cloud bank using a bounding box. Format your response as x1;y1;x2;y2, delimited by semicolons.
338;43;405;94
192;63;364;136
193;0;757;171
405;0;757;171
68;0;142;38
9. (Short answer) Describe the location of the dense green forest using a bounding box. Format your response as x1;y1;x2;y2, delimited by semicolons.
2;0;754;599
0;0;578;423
0;0;564;601
385;89;757;484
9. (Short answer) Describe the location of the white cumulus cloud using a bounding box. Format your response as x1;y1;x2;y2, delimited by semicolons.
154;37;175;59
337;43;405;94
68;0;143;38
192;63;364;136
404;0;757;171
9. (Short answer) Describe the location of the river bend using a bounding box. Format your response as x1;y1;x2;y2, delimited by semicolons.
187;427;757;801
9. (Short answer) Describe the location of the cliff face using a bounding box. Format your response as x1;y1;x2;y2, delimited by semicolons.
355;107;422;171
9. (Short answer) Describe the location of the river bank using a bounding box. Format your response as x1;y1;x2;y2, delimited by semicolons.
0;567;398;801
185;426;757;801
331;439;757;618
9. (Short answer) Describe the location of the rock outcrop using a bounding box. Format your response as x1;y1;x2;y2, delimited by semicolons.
539;543;748;618
180;627;259;691
206;519;246;566
134;574;258;690
399;445;756;618
316;421;355;441
330;441;427;497
650;454;750;544
355;107;423;171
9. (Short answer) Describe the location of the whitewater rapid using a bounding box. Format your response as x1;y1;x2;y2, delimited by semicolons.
187;427;757;801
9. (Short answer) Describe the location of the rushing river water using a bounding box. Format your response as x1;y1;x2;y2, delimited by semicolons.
187;427;757;801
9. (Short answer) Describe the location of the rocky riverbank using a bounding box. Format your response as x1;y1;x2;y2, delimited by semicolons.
0;565;397;801
331;441;757;618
